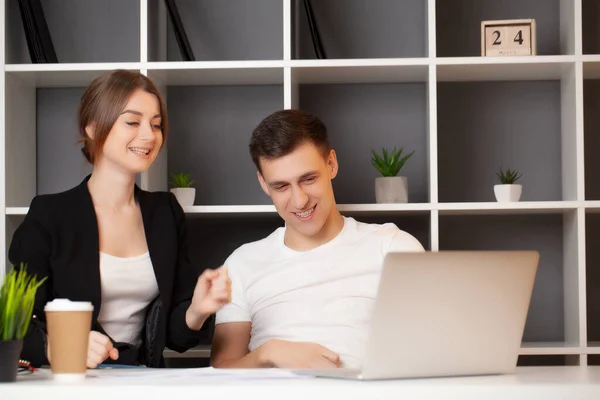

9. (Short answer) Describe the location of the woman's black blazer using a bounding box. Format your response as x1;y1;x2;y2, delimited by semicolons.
8;175;208;367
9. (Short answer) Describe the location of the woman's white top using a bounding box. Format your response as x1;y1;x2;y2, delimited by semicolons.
97;251;159;347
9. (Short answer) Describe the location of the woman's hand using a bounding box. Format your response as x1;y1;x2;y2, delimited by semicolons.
87;331;119;368
47;330;119;368
185;266;232;330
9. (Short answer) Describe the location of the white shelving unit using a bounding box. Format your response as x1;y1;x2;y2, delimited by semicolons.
3;0;600;366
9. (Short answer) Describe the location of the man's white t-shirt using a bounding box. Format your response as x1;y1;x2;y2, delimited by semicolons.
215;216;425;368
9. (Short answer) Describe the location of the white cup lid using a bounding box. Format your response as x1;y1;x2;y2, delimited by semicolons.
44;299;94;312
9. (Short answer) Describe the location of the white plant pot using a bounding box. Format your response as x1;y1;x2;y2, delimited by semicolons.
170;188;196;207
375;176;408;203
494;184;522;202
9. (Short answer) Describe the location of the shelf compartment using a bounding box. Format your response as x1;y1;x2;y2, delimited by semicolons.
586;343;600;354
297;82;429;204
439;214;571;344
586;213;600;346
5;73;93;207
516;355;580;366
436;0;570;58
582;0;600;55
292;0;428;60
147;0;282;62
582;60;600;79
154;82;284;204
437;80;568;203
584;79;600;200
5;0;140;64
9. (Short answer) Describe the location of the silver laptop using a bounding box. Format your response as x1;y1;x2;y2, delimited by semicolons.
294;250;539;380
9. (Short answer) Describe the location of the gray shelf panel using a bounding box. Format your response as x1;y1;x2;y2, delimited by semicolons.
293;0;427;59
6;0;140;64
584;80;600;200
436;0;562;57
437;81;562;203
37;88;92;195
582;0;600;55
298;83;429;204
439;214;565;343
166;85;283;205
586;213;600;343
150;0;283;62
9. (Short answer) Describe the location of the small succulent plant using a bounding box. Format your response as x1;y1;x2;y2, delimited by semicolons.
170;172;195;188
371;147;415;177
496;167;522;184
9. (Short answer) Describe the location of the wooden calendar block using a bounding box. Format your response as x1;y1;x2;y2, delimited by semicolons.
481;19;536;56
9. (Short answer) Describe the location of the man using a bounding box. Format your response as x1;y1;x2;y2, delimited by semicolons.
210;109;425;369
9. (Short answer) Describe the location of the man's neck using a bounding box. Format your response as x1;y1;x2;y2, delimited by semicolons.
87;162;137;210
284;209;345;251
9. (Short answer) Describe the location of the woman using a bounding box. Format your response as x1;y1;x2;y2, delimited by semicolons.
9;69;231;368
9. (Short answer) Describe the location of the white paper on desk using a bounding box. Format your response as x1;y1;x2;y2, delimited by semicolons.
89;367;313;381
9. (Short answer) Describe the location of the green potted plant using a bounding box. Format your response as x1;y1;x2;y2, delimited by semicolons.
494;167;523;202
0;266;46;382
371;147;415;204
169;172;195;207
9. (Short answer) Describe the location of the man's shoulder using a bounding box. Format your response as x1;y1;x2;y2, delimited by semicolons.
347;217;424;251
226;226;284;266
348;216;403;238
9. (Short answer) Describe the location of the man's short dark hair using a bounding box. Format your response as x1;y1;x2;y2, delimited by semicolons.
249;109;331;172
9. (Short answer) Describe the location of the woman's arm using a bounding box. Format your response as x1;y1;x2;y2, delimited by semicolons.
8;196;53;368
165;193;231;352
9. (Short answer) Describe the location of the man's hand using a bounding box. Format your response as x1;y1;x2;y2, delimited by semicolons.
186;265;232;330
259;339;340;369
86;331;119;368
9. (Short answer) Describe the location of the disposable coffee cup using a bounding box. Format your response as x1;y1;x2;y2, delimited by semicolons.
44;299;93;382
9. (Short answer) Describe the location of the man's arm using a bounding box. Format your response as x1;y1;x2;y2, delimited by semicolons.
210;322;266;368
210;322;340;369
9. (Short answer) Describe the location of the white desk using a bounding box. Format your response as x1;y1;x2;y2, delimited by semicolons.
2;366;600;399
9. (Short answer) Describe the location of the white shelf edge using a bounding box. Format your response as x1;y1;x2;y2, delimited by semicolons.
5;62;143;72
6;207;29;215
3;56;591;74
436;55;580;66
438;201;581;214
520;342;583;356
182;205;276;214
289;58;431;68
143;60;287;70
7;202;585;216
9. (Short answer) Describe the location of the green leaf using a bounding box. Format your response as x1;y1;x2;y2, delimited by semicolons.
496;167;522;184
371;146;414;177
170;172;195;188
0;265;47;340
